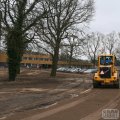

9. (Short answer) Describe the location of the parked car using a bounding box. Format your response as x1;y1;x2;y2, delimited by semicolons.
79;69;87;73
70;68;77;73
77;68;82;72
84;69;97;73
57;67;87;73
65;68;71;72
57;67;66;72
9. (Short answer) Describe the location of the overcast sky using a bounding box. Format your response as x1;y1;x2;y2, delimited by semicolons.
89;0;120;34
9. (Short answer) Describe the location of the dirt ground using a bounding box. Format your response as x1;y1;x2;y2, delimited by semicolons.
0;68;92;120
0;68;120;120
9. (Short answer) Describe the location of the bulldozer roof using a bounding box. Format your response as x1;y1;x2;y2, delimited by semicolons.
98;54;115;57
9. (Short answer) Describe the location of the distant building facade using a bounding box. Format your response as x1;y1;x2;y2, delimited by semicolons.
0;52;93;68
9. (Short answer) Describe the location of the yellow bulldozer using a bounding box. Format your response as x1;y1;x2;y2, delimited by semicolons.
93;54;120;88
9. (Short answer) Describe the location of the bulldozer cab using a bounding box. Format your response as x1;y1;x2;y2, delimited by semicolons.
100;56;113;65
98;55;115;78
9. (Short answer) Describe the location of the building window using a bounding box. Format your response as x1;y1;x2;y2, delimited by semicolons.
44;58;48;61
39;58;43;61
29;57;33;60
36;58;39;60
23;57;28;60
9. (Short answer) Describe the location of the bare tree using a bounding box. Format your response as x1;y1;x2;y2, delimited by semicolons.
81;32;104;66
102;32;119;54
114;33;120;60
36;0;94;77
60;30;85;67
1;0;47;81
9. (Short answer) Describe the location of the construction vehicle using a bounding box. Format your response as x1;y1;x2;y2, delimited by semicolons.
93;54;120;88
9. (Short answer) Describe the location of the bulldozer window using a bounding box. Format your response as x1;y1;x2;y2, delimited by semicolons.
100;56;113;65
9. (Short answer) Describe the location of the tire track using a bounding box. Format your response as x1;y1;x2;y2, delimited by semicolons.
20;89;98;120
80;91;120;120
0;79;91;119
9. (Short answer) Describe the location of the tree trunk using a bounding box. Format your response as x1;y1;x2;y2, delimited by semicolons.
8;51;22;80
7;32;23;81
93;60;96;67
8;61;17;81
16;54;22;74
91;58;96;68
50;47;59;77
16;58;21;74
92;54;96;68
69;46;73;67
7;49;18;81
69;54;72;68
17;64;20;74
